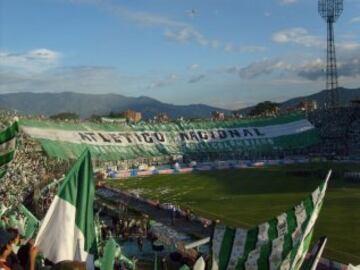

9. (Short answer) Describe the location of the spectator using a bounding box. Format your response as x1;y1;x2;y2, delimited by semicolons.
0;229;39;270
6;229;22;270
0;229;13;270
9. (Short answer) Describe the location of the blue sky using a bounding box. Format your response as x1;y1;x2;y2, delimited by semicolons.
1;0;360;109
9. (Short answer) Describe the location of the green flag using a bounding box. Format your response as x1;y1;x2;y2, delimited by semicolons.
100;238;118;270
35;149;97;269
18;204;40;240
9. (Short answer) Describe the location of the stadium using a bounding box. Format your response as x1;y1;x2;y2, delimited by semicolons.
1;105;360;269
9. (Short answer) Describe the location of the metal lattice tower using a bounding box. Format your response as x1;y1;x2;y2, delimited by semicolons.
318;0;343;108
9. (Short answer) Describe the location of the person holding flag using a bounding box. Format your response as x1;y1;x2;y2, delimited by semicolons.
34;149;97;269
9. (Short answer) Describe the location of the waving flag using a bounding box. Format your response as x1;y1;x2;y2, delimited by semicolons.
35;149;97;269
18;204;40;240
0;119;19;177
211;171;331;270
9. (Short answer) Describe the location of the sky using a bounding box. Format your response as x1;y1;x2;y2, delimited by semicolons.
1;0;360;109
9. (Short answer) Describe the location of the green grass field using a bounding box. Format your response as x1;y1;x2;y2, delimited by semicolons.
106;163;360;264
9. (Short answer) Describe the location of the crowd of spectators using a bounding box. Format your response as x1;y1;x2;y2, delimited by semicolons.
0;114;75;269
309;107;360;157
98;215;149;245
0;131;69;218
1;106;360;269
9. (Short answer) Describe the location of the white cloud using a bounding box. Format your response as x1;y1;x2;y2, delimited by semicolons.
235;46;267;53
210;40;220;49
280;0;298;5
338;42;360;52
241;59;293;79
147;74;178;89
224;43;234;52
0;65;144;95
272;27;323;48
188;64;200;70
188;74;206;84
67;0;186;28
350;17;360;23
65;0;264;54
0;49;61;73
164;27;208;46
164;27;266;53
223;45;360;82
185;9;197;18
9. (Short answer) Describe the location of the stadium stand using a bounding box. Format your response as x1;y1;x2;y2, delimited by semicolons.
308;107;360;158
1;108;360;269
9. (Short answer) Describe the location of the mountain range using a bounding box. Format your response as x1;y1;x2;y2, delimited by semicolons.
0;87;359;119
235;87;360;114
0;92;229;119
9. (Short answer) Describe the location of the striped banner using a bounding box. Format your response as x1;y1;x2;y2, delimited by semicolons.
20;114;320;161
0;120;19;175
211;171;331;270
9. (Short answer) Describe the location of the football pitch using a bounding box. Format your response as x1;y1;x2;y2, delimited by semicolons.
106;163;360;264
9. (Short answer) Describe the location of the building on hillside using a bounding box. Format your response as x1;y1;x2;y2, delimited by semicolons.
232;112;244;119
351;99;360;107
117;110;142;123
297;100;318;112
212;111;225;121
248;101;280;117
101;117;127;124
154;112;170;123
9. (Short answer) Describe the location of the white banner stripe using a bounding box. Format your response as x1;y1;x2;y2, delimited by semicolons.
245;246;262;270
226;228;248;270
269;235;285;270
257;222;270;247
212;225;226;270
276;213;288;237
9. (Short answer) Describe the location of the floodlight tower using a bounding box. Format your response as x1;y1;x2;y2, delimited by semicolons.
318;0;343;108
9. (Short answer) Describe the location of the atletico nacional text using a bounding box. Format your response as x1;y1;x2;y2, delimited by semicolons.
77;128;267;145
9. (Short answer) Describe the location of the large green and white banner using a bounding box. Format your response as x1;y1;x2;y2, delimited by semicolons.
20;114;319;160
211;171;331;270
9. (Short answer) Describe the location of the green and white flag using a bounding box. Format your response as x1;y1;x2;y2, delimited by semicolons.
211;170;331;270
0;119;19;176
35;149;97;269
18;204;40;240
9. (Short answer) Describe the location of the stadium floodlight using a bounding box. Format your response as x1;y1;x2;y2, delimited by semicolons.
318;0;343;108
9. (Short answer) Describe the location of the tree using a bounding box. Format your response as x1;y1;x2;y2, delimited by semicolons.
249;101;279;116
50;112;79;120
88;114;102;122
